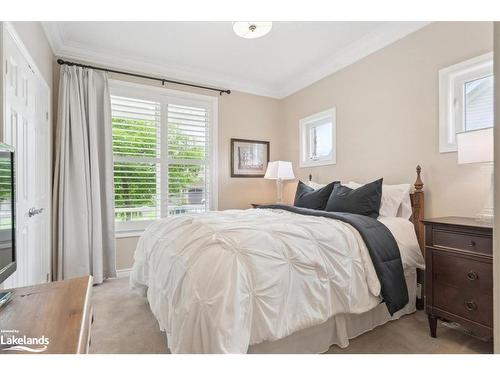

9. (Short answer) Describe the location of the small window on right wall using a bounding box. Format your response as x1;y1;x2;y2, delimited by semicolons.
439;52;494;153
299;107;336;167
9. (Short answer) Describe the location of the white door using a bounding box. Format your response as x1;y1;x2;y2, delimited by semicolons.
2;25;51;288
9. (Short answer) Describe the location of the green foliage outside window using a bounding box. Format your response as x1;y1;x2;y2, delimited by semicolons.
113;117;205;222
0;158;13;229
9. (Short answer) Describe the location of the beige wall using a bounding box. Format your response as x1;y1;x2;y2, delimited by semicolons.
218;91;283;209
116;236;139;271
280;22;493;219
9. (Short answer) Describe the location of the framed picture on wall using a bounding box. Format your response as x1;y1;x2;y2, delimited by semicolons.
230;138;270;177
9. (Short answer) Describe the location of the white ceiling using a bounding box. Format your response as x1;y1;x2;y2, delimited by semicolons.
42;21;429;98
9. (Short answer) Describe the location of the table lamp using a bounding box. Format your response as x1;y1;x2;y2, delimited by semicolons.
264;161;295;204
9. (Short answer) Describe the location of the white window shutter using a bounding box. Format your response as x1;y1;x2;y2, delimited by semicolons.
111;95;161;225
167;103;211;215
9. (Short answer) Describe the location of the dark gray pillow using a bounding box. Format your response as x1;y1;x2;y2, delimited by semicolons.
325;178;383;218
294;181;339;210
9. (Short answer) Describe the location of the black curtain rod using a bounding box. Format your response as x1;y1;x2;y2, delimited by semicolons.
57;58;231;96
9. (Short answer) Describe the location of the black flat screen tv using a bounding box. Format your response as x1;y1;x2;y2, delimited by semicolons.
0;144;15;286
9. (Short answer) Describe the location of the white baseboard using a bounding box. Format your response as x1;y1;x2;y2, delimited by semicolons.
116;268;131;278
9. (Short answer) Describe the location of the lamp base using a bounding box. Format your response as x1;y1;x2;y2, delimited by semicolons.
476;164;494;224
276;178;284;204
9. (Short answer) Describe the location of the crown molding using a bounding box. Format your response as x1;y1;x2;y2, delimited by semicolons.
41;22;64;55
42;21;430;99
57;46;281;98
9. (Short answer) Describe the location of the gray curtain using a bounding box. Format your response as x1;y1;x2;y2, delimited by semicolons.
52;65;116;284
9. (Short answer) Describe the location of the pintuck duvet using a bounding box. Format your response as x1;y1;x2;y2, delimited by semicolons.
130;207;423;354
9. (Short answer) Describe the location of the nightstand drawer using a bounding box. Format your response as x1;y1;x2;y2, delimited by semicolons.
432;229;492;254
432;252;492;294
433;282;493;327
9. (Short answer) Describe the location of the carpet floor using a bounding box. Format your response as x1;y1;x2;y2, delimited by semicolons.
90;277;493;354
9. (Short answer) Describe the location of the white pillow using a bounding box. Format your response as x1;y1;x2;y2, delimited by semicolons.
397;185;413;220
306;180;326;190
345;181;411;219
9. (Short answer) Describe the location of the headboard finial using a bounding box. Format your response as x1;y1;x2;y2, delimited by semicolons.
411;165;425;255
414;165;423;192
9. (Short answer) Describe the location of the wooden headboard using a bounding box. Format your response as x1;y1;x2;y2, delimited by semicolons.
410;165;424;254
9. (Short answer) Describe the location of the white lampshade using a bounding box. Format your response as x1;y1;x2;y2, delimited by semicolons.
457;128;494;164
264;161;295;180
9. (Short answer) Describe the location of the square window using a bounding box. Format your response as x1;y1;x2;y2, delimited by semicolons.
439;53;493;153
299;108;336;167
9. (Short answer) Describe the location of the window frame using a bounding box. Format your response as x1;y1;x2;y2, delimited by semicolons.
439;52;493;153
109;80;218;237
299;107;336;168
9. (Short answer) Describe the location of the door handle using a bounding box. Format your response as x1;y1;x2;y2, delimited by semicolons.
28;207;44;217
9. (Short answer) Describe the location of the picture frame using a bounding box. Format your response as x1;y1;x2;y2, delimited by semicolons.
230;138;270;177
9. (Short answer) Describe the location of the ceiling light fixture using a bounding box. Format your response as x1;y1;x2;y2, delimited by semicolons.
233;22;272;39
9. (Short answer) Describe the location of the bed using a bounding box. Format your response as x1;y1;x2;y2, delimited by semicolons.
130;167;426;354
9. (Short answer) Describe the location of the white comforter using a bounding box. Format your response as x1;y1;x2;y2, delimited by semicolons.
130;208;424;353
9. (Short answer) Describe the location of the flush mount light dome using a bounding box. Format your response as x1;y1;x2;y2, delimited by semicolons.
233;22;272;39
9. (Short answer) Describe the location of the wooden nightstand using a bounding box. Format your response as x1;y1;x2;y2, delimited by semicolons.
422;217;493;338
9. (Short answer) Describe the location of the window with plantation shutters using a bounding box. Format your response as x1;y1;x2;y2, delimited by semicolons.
110;81;217;234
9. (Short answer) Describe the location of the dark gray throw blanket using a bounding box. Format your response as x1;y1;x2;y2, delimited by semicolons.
257;204;409;315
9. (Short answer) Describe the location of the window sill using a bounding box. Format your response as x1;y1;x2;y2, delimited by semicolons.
299;159;336;168
115;229;145;239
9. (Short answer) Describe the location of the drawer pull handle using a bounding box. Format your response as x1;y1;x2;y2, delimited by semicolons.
465;301;478;311
466;271;478;281
468;240;476;247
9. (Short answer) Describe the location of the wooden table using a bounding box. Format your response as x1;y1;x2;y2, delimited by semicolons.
0;276;93;354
